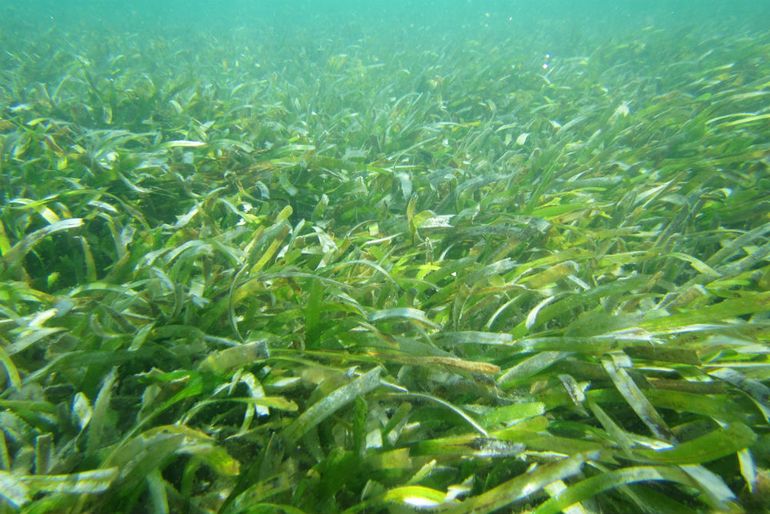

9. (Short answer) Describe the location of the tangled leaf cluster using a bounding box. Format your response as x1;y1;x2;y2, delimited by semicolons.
1;8;769;513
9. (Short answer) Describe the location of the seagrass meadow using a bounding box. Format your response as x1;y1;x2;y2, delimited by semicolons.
1;0;770;512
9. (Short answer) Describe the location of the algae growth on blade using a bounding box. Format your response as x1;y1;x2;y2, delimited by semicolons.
1;0;769;512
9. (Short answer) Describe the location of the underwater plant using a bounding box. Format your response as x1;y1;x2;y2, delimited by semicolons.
1;5;769;513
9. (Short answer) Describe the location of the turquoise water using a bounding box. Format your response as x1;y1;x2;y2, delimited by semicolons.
4;1;770;41
4;1;768;102
3;1;768;92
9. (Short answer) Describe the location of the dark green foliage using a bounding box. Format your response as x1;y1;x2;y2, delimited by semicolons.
1;9;769;514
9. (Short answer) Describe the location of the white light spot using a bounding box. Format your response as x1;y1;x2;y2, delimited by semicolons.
404;497;441;508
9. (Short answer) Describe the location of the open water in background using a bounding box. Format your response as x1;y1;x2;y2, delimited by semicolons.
2;1;768;198
1;1;768;98
3;1;770;49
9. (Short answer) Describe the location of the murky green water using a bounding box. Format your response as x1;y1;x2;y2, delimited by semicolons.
4;1;770;43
